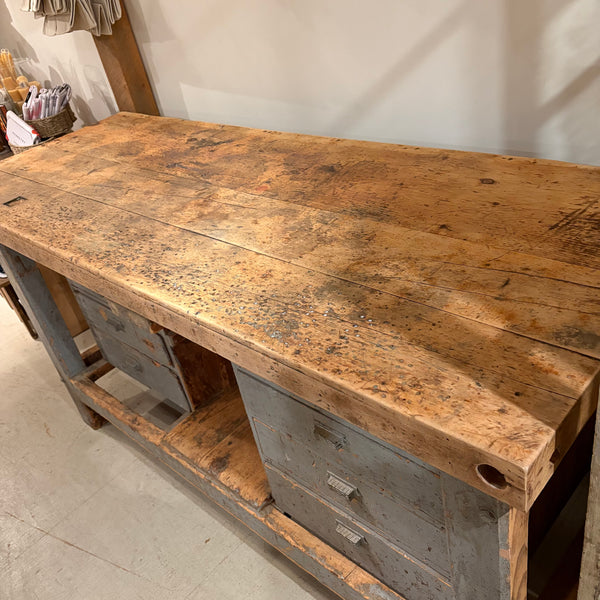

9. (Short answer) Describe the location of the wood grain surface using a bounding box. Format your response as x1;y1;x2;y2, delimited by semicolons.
0;112;598;510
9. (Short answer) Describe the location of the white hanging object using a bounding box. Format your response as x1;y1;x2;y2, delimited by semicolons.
26;0;122;36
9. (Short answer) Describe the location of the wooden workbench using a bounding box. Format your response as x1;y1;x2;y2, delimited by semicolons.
0;112;598;600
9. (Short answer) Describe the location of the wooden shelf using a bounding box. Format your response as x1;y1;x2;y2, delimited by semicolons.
72;362;270;510
162;388;271;510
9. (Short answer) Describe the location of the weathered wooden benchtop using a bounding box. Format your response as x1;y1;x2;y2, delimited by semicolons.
0;112;598;514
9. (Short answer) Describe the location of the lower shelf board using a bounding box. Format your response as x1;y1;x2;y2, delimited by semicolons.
69;365;404;600
162;388;271;509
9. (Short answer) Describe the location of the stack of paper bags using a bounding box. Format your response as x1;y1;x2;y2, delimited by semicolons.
21;0;122;37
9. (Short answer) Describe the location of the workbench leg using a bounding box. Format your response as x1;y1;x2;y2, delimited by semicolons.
506;508;529;600
578;407;600;600
0;245;105;429
442;474;528;600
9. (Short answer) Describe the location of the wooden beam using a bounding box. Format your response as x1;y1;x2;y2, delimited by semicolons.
93;0;159;115
38;265;89;337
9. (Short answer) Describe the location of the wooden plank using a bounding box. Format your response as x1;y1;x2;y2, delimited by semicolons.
85;357;114;381
80;344;102;367
507;509;529;600
579;409;600;600
200;423;271;509
0;171;597;509
11;151;598;401
0;246;104;429
47;112;600;269
93;2;159;115
163;389;250;462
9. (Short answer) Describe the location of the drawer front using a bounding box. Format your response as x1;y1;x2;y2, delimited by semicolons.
235;368;444;524
94;330;192;413
267;464;453;600
254;419;449;575
71;283;173;366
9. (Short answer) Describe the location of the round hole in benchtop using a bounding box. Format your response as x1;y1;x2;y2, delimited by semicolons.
476;464;508;490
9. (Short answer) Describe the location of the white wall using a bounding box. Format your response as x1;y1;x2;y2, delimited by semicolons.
1;1;598;165
0;2;116;126
126;0;600;165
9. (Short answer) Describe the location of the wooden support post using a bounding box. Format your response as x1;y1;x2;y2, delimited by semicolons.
507;508;529;600
0;245;105;429
579;406;600;600
441;473;528;600
93;0;159;115
39;265;88;337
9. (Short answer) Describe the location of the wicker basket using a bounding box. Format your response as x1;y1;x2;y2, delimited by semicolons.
25;104;76;139
9;137;54;155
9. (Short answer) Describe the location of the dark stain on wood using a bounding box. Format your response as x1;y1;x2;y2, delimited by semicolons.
209;454;230;475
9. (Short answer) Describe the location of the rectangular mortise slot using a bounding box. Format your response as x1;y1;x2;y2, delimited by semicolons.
3;196;26;206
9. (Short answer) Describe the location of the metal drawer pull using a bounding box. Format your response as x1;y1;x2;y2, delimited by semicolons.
335;521;364;546
314;421;346;450
327;472;358;501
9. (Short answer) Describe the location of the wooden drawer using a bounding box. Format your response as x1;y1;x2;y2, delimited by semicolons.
253;418;449;574
94;329;192;413
70;282;173;366
266;464;453;600
234;368;444;524
72;282;240;412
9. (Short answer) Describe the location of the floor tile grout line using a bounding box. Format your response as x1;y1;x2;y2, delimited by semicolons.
0;511;49;567
0;306;171;590
1;399;126;469
183;539;246;599
44;451;141;534
2;510;163;587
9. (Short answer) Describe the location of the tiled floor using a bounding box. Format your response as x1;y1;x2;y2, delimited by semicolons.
0;297;338;600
